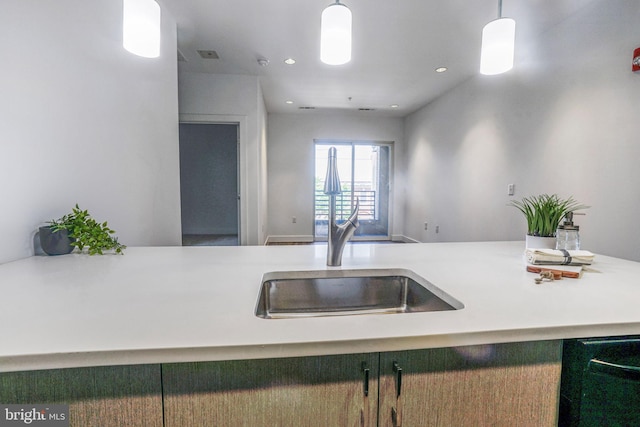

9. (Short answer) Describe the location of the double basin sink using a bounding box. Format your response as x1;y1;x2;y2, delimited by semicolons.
255;268;463;319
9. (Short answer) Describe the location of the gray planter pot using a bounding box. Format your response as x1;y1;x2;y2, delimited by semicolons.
39;226;74;255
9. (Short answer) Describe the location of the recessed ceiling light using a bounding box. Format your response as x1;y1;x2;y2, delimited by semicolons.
390;104;399;109
284;58;296;65
285;100;294;105
435;67;448;73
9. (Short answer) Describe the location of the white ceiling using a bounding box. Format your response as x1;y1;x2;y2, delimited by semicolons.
160;0;595;117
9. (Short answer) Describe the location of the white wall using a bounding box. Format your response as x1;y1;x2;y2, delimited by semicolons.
403;0;640;260
0;0;181;264
267;113;404;242
178;72;268;245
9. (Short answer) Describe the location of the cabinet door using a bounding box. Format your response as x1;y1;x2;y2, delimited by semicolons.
379;340;562;427
0;364;163;427
162;353;378;427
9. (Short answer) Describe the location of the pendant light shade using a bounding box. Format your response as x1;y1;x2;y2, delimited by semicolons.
123;0;161;58
480;17;515;75
320;1;352;65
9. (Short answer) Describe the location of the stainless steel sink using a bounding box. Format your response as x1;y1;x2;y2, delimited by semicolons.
255;268;463;319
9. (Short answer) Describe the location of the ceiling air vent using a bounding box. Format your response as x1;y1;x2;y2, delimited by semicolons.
358;108;376;111
198;50;220;59
299;106;316;110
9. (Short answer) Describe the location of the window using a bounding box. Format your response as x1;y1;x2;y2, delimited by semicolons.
314;141;392;240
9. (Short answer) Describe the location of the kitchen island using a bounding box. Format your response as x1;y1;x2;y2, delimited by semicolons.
2;241;639;426
1;240;639;372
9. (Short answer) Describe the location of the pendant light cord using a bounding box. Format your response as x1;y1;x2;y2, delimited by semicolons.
498;0;503;18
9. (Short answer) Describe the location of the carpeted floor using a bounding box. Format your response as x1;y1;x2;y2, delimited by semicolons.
182;234;239;246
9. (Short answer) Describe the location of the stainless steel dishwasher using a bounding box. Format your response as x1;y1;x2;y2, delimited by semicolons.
560;336;640;426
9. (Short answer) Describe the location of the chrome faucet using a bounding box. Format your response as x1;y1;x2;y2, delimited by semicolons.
324;147;359;266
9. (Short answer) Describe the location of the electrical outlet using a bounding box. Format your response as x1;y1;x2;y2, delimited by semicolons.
435;225;440;234
292;216;297;224
508;183;515;196
424;222;428;230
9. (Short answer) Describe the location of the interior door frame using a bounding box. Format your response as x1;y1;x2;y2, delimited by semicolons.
179;114;247;245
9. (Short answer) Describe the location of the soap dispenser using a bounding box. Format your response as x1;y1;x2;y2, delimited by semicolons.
556;212;580;251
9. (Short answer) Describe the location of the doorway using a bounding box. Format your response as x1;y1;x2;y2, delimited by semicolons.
314;141;392;241
179;123;239;246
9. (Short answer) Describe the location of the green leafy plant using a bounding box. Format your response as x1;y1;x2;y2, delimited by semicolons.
48;204;126;255
509;194;588;237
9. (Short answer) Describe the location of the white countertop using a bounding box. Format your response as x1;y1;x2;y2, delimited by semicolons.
1;241;639;372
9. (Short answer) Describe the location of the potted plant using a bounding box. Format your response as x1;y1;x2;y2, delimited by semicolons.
40;204;126;255
509;194;587;249
38;224;75;255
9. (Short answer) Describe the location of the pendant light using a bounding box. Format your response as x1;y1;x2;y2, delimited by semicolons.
480;0;515;75
320;0;352;65
123;0;161;58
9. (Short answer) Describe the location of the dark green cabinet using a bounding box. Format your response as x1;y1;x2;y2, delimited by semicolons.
0;364;163;427
0;340;562;427
162;353;379;427
379;340;562;427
